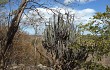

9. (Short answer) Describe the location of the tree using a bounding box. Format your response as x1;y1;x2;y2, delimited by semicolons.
77;5;110;69
79;5;110;35
0;0;68;69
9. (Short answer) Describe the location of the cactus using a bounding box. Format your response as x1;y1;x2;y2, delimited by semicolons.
42;13;89;70
42;13;77;59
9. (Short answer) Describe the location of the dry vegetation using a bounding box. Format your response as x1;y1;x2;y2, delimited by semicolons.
0;0;110;70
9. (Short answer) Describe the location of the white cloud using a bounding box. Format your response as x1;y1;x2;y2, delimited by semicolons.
22;7;96;25
64;0;95;5
22;7;96;34
74;8;96;24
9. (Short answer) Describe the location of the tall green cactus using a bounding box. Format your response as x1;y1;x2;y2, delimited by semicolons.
42;13;77;59
42;13;90;70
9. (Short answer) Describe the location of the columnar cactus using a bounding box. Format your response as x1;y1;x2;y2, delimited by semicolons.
42;13;89;70
42;13;77;59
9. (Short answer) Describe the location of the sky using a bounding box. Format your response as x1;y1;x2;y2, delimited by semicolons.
72;0;110;12
4;0;110;35
38;0;110;12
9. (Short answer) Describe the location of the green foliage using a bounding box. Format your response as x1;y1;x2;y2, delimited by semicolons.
0;0;8;5
77;5;110;69
79;5;110;35
83;61;110;70
43;7;110;69
106;5;110;12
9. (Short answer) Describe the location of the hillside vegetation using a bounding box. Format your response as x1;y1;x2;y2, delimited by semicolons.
0;0;110;70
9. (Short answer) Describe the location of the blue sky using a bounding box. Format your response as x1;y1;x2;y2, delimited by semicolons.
52;0;110;12
73;0;110;12
23;0;110;35
6;0;108;12
4;0;110;35
5;0;110;16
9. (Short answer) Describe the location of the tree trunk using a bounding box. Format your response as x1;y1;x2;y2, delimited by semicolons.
0;0;28;70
